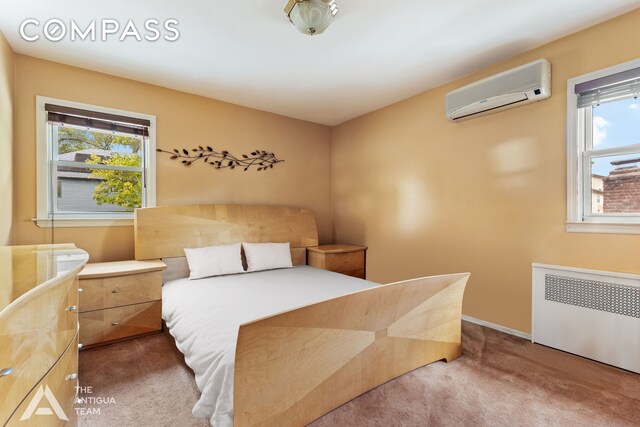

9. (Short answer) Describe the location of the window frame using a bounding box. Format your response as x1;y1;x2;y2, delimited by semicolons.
566;59;640;235
35;96;156;228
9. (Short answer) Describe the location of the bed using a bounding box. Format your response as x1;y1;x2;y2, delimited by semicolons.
134;204;469;427
163;266;378;426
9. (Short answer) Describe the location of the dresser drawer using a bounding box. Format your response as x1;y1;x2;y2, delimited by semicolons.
79;301;162;347
324;251;365;273
6;335;78;426
0;277;78;424
80;271;162;312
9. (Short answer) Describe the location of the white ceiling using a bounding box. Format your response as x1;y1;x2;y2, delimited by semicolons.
0;0;638;125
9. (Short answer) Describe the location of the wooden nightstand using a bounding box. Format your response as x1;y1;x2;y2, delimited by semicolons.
307;244;368;279
78;259;166;349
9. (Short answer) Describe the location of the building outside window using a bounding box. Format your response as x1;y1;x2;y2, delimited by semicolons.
566;59;640;234
36;98;156;227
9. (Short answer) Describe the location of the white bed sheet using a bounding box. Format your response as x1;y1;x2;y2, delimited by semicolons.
162;265;378;427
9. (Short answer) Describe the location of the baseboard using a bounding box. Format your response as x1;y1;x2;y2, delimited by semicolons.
462;315;531;341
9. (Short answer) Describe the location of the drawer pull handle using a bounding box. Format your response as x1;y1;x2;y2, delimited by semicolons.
78;343;84;350
78;288;83;293
111;322;120;326
111;288;120;294
0;368;12;377
65;373;78;381
68;305;78;312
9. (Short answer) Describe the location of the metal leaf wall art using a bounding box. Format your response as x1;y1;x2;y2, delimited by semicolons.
156;146;284;171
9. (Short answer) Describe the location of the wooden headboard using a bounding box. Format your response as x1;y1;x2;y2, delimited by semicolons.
134;205;318;265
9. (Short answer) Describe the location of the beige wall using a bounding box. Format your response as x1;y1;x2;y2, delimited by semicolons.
332;9;640;333
13;55;333;262
8;9;640;331
0;32;14;246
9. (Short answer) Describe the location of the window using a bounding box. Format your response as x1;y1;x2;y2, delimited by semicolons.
567;59;640;234
36;97;156;227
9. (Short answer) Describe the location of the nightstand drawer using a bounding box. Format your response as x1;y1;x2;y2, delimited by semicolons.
307;244;368;279
324;251;365;273
80;271;162;312
79;301;162;347
340;269;365;279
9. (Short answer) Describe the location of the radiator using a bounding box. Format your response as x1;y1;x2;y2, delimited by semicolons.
532;263;640;373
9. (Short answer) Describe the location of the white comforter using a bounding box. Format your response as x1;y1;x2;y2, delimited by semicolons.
162;265;377;427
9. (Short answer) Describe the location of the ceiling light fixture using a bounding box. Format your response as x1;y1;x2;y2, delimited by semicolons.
284;0;339;36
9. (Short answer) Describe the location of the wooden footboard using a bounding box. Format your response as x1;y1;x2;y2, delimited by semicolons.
234;272;469;426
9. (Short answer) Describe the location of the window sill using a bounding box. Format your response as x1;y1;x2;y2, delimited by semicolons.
33;217;134;228
566;221;640;235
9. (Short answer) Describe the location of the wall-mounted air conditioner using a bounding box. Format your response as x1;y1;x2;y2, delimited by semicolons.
446;59;551;121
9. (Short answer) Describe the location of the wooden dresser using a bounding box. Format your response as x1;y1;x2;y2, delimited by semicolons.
0;244;88;426
307;244;368;279
78;260;166;349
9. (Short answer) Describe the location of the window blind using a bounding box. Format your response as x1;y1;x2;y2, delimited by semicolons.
45;104;150;137
576;66;640;108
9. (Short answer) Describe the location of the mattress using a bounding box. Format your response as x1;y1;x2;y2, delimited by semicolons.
162;265;378;427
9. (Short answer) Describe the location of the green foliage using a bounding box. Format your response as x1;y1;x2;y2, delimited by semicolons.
57;127;141;154
58;126;144;210
87;154;142;211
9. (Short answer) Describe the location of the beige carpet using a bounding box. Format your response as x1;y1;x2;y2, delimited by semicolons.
75;322;639;426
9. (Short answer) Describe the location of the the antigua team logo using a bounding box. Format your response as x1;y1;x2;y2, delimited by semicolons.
19;385;68;421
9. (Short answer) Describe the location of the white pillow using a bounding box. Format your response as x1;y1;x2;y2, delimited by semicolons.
242;242;293;272
184;243;245;280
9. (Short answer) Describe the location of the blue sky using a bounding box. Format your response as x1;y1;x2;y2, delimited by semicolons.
592;97;640;175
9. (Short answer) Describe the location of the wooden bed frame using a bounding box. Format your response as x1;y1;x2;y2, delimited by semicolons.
135;204;469;427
